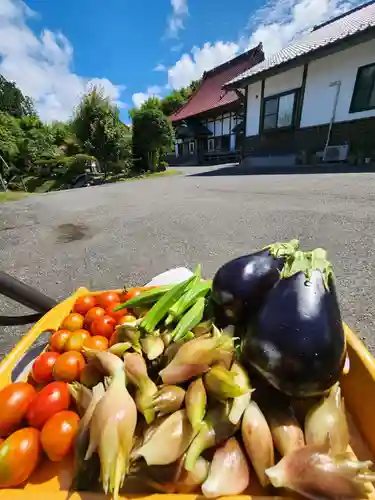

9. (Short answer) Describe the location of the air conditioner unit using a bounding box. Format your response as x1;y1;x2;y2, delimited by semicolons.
323;144;349;162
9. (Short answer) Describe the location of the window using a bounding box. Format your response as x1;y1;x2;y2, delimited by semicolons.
208;138;215;151
188;141;195;154
350;63;375;113
262;91;297;131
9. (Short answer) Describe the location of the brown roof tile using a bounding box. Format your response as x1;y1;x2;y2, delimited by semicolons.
169;44;264;122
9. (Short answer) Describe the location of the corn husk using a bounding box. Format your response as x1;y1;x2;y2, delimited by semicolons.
184;403;236;471
202;438;250;498
141;335;165;360
265;444;375;500
151;385;185;415
124;352;157;423
305;383;349;454
241;401;274;487
135;409;194;465
228;361;253;424
186;378;207;433
114;323;141;352
204;364;248;400
72;382;105;490
266;401;305;456
159;334;234;385
108;342;132;357
84;353;137;500
68;382;93;416
145;455;209;494
193;320;213;337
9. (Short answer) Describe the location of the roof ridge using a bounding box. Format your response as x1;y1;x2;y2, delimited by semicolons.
312;0;375;31
204;43;263;76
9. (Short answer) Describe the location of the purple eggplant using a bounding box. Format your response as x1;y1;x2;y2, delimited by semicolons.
242;248;346;397
211;239;299;325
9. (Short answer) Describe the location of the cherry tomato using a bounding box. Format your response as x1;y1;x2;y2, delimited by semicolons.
0;428;41;487
117;314;137;326
83;335;109;351
32;352;60;384
91;315;116;339
105;303;127;322
49;330;72;353
96;291;121;310
73;295;97;315
80;364;104;388
0;382;37;437
64;330;90;352
53;351;86;382
26;381;70;429
61;313;84;332
120;288;143;302
41;410;80;462
84;307;105;327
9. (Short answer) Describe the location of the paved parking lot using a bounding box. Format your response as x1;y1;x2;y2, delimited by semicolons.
1;164;375;357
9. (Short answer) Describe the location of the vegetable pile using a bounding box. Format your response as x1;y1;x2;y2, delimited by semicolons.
0;239;374;500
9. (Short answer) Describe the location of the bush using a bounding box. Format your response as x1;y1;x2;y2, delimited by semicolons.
158;161;168;171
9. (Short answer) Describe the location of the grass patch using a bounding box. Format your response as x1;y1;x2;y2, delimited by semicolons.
121;169;182;182
0;191;30;203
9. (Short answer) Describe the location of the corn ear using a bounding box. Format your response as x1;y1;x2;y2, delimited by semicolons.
186;378;207;433
229;361;253;425
305;383;349;454
204;364;248;400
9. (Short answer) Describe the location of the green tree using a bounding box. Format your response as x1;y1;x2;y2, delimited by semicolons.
0;75;35;117
0;112;24;178
132;107;174;171
18;115;57;170
72;87;130;175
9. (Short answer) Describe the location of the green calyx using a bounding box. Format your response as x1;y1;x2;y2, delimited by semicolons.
280;248;334;289
264;238;300;259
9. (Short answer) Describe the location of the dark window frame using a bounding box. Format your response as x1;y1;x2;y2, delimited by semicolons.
261;88;299;133
350;62;375;113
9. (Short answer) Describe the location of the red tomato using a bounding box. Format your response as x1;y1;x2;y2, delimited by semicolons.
73;295;97;315
49;330;72;353
53;351;86;382
64;330;90;352
84;307;105;327
96;291;120;310
0;382;37;437
0;428;41;487
105;303;127;322
32;352;60;384
61;313;84;332
90;315;116;339
117;314;137;326
120;288;143;302
83;335;109;351
26;381;70;429
41;410;80;462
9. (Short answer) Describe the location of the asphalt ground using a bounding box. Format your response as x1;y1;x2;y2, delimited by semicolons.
1;164;375;358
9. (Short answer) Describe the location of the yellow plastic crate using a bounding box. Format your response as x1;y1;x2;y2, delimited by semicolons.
1;287;375;499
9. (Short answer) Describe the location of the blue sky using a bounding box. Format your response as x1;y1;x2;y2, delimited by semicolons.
0;0;362;123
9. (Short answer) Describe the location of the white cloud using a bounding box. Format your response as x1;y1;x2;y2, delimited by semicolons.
0;0;126;122
244;0;360;56
168;41;239;89
166;0;360;91
132;85;162;108
154;64;167;72
166;0;189;38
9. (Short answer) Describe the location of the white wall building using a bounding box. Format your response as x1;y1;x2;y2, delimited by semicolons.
226;1;375;166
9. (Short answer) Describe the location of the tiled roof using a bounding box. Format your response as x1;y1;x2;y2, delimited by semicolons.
226;0;375;88
169;44;264;122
